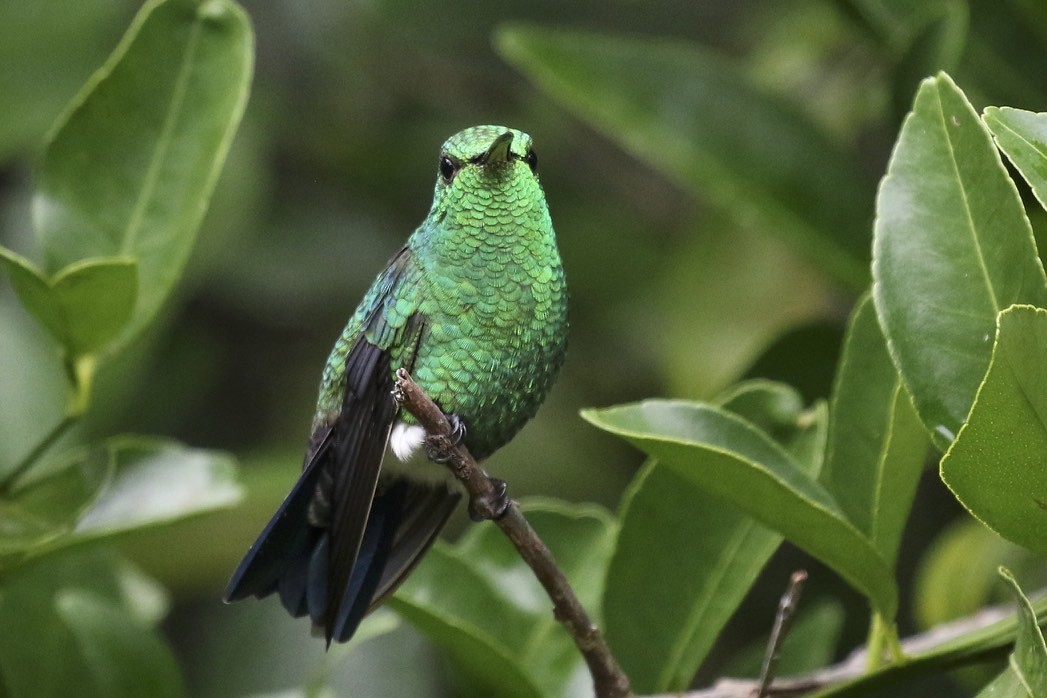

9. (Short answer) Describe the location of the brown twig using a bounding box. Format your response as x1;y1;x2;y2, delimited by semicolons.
393;368;633;698
756;570;808;697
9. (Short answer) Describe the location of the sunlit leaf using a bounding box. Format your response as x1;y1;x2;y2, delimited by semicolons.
73;436;242;540
872;73;1047;447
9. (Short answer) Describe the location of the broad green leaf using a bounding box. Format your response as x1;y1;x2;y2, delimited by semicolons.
391;500;616;698
32;0;253;348
604;461;781;692
0;247;137;358
0;551;179;698
495;26;874;290
601;381;824;691
0;446;112;562
583;401;897;618
984;107;1047;214
872;73;1047;447
823;294;928;567
714;380;829;473
72;436;242;542
0;2;129;159
941;305;1047;555
997;567;1047;695
975;667;1030;698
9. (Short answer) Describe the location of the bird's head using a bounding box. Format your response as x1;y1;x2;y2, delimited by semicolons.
428;125;544;224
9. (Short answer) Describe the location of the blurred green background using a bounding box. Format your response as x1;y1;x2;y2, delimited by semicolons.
2;0;1046;695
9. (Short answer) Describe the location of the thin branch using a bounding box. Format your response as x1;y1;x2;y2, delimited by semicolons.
393;368;633;698
756;570;808;697
648;601;1026;697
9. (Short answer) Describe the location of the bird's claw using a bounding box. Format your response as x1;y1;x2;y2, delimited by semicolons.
424;413;466;463
468;477;510;521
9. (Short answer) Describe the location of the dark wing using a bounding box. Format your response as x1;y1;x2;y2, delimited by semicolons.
225;247;462;644
223;334;396;639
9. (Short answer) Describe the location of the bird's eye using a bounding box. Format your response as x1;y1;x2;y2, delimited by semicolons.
439;155;459;182
523;149;538;174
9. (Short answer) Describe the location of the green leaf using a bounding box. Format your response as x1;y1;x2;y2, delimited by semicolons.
32;0;253;347
0;247;137;358
56;589;184;698
1;437;240;568
604;461;781;692
0;2;129;159
582;401;897;619
0;551;180;698
914;518;1033;631
823;294;928;567
72;436;242;543
713;379;828;473
975;667;1030;698
601;381;824;691
984;107;1047;215
872;73;1047;447
495;25;874;290
0;446;112;563
988;568;1047;697
390;500;616;698
941;305;1047;555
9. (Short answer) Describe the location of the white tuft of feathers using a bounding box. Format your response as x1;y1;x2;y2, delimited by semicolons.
390;422;427;462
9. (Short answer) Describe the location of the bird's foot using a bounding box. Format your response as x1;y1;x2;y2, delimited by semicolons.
468;477;511;521
424;413;466;464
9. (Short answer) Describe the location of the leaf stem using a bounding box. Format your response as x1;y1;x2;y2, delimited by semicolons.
0;413;77;495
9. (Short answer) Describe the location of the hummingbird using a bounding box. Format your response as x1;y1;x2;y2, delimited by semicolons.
224;125;569;644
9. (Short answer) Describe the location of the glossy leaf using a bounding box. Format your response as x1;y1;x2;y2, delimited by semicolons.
390;500;616;698
984;107;1047;214
713;380;827;469
31;0;253;347
872;73;1047;447
823;294;928;567
941;306;1047;555
604;462;780;692
496;25;874;290
582;400;897;618
72;436;242;542
0;247;137;358
603;381;825;692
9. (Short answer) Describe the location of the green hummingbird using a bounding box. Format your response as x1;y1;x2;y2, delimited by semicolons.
224;125;569;644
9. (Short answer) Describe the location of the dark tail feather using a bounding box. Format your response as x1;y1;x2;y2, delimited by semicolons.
224;454;326;606
225;470;460;644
